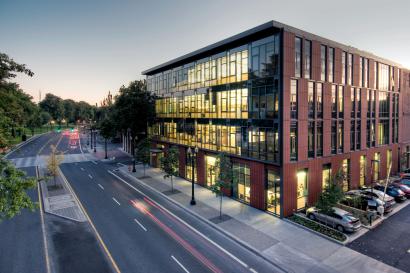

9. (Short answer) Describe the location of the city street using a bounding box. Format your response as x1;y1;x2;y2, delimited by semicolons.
1;131;285;273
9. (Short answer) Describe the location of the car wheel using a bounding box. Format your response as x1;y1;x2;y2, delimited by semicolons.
336;225;344;233
308;214;316;221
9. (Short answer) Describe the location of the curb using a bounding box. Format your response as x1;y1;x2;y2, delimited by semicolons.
4;132;48;159
119;168;292;273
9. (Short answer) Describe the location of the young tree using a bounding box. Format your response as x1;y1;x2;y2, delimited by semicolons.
160;146;179;192
316;168;345;220
0;158;37;221
135;138;151;177
46;145;64;188
99;117;115;159
209;152;235;219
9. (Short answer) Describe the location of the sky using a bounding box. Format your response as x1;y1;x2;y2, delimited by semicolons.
1;0;409;105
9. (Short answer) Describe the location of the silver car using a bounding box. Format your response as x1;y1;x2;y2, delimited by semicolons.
306;207;362;233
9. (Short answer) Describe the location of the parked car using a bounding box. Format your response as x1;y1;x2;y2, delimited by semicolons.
306;207;361;233
345;190;383;214
391;182;410;198
373;184;407;203
361;188;396;213
399;177;410;187
399;169;410;178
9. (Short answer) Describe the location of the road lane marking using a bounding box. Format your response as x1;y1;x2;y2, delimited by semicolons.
80;167;85;171
108;170;248;269
249;268;258;273
112;197;121;206
117;163;126;167
36;166;51;273
92;161;98;165
59;168;121;273
98;184;104;190
171;256;190;273
133;218;147;232
88;174;93;179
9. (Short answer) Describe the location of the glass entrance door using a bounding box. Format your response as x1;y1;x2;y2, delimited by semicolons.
266;170;281;216
205;155;217;187
296;169;308;210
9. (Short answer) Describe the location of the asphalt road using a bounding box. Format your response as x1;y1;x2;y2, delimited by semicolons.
61;160;285;273
348;204;410;272
0;167;47;273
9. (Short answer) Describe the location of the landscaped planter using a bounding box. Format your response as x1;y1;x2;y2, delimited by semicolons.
288;214;347;242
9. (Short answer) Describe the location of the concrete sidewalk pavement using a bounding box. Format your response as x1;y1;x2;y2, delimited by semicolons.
118;163;403;273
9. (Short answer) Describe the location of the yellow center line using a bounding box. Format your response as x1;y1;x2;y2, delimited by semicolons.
58;168;121;273
36;166;52;273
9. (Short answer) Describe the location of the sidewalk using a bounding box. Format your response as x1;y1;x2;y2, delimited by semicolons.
119;163;403;273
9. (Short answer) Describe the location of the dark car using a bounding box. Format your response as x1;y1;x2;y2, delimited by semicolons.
392;182;410;198
374;185;406;203
400;177;410;187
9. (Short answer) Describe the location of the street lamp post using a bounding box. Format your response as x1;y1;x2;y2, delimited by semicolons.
90;128;93;148
187;145;198;205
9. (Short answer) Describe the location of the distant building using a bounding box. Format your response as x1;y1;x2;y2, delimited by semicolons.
138;20;410;217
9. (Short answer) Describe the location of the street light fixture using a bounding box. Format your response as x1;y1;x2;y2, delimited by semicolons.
187;145;198;205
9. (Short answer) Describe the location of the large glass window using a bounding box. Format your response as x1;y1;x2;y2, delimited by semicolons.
233;163;250;204
378;63;390;91
296;169;308;210
359;155;366;187
316;121;323;157
338;122;344;153
320;45;327;81
378;119;389;145
304;40;312;79
308;121;315;158
290;80;298;119
308;82;315;119
372;153;380;182
290;122;297;161
331;85;337;118
316;83;323;119
295;37;302;78
328;48;335;83
341;159;350;192
331;121;337;154
338;86;344;118
322;164;331;191
347;53;353;85
205;155;217;187
266;170;281;216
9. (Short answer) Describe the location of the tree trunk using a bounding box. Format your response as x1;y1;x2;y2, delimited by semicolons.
220;193;223;219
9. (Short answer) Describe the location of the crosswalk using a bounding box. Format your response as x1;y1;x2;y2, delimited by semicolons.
9;153;95;168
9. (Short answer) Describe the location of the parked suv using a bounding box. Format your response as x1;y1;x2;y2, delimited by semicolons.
373;184;406;202
306;207;361;233
361;188;396;213
345;190;384;214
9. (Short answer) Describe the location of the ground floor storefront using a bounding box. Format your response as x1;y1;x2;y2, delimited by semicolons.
145;140;404;217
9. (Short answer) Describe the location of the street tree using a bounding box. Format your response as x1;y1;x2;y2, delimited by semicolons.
99;117;115;159
0;52;33;83
315;168;345;221
135;138;151;177
39;93;65;122
0;158;37;221
46;145;64;188
111;80;155;170
160;146;179;192
209;152;235;219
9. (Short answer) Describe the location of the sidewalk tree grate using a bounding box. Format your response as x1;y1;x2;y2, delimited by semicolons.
208;214;232;224
162;189;181;196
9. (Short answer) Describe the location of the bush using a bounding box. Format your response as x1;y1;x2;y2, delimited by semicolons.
288;214;347;242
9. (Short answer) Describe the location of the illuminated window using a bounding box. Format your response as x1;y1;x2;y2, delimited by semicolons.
322;164;331;191
266;170;281;215
296;169;308;210
233;163;251;204
359;155;366;187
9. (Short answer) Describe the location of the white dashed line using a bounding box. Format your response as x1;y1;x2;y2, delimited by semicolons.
171;256;190;273
249;268;258;273
112;197;121;206
91;161;98;165
80;167;85;171
133;218;147;232
98;184;104;190
88;174;93;179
